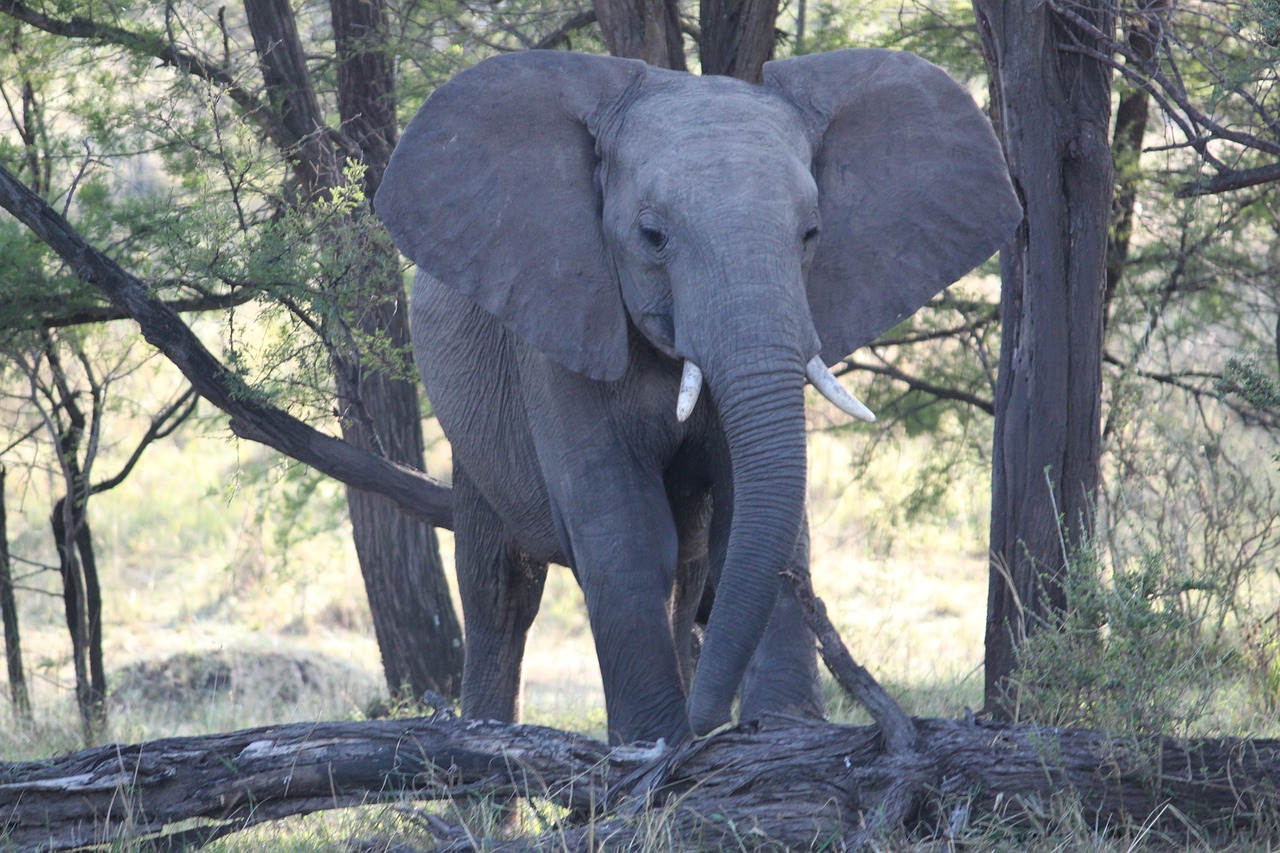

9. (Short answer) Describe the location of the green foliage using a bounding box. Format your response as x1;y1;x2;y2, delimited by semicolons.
791;0;987;84
824;273;999;534
1219;352;1280;412
393;0;607;111
1009;537;1223;736
1232;0;1280;55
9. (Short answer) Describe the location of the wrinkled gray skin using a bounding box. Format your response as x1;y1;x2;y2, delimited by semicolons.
376;49;1020;744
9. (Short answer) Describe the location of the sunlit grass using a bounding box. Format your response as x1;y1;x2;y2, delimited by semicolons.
4;377;1279;848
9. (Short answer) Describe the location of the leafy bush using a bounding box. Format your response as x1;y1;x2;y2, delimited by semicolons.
1008;536;1222;736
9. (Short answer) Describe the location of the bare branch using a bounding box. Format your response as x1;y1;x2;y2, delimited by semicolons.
870;317;997;348
1175;160;1280;197
0;0;292;149
89;387;199;495
1051;0;1280;198
0;160;455;528
533;9;598;49
837;357;996;415
1103;352;1280;430
20;286;263;330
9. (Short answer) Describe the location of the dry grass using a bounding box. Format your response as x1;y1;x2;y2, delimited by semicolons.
3;399;1276;849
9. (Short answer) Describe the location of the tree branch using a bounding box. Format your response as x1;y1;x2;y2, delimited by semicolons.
838;358;995;415
1103;352;1280;430
871;317;997;348
533;9;598;49
0;160;455;529
17;286;263;330
89;388;199;496
0;0;292;149
782;570;916;754
4;714;1280;851
1050;0;1280;199
1174;160;1280;198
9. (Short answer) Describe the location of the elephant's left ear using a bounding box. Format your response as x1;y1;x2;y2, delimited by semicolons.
764;49;1022;364
374;51;648;381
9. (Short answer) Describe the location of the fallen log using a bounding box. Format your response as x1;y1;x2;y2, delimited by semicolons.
3;709;1279;851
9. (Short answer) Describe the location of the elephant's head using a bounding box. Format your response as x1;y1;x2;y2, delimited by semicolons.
375;49;1020;736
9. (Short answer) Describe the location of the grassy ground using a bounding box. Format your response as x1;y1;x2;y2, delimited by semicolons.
2;405;1276;849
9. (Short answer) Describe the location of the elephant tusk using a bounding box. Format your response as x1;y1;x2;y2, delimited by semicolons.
806;356;876;423
676;360;704;422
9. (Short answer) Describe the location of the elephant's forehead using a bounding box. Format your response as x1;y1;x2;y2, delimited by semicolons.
619;83;810;163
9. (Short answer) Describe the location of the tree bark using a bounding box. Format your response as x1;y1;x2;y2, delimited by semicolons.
41;338;107;742
51;494;106;742
3;714;1277;851
330;226;464;698
242;0;339;199
592;0;686;70
243;0;463;698
1104;0;1167;327
0;463;30;721
698;0;778;81
331;0;398;195
973;0;1114;715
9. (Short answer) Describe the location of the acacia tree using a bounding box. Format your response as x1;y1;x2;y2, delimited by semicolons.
0;0;464;701
592;0;779;79
972;0;1280;715
971;0;1115;714
239;0;464;701
0;331;198;740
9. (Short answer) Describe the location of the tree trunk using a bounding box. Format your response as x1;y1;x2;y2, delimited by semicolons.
973;0;1114;715
330;0;398;195
592;0;686;70
242;0;339;198
0;464;30;721
43;334;108;741
4;714;1277;851
243;0;464;699
333;255;464;697
1104;0;1167;327
51;490;106;741
698;0;778;81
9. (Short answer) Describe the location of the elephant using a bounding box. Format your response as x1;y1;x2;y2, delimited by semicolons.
375;48;1020;745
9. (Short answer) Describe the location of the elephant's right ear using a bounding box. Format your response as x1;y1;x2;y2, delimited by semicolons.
763;50;1021;366
375;51;647;381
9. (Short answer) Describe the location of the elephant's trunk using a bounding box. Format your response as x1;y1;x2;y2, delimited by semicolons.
686;350;808;735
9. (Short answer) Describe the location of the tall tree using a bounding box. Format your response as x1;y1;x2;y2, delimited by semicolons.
0;0;465;701
699;0;778;80
240;0;465;699
0;462;29;723
971;0;1115;714
593;0;686;68
329;0;464;699
592;0;780;80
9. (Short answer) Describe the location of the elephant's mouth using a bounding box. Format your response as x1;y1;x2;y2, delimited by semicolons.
670;353;875;424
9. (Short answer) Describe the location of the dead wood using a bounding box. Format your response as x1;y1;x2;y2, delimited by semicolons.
4;584;1278;850
3;709;1279;851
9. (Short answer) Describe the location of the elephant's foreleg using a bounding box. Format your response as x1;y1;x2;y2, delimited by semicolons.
454;468;548;724
738;521;823;722
553;476;689;745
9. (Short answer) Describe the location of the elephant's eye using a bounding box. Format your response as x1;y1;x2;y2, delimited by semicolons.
640;225;668;252
803;226;820;244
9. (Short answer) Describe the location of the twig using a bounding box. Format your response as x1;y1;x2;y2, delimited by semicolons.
60;139;96;218
780;568;917;754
